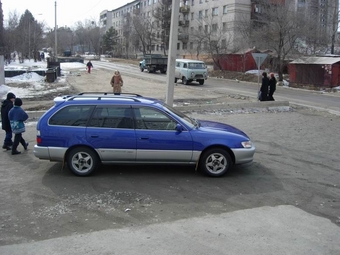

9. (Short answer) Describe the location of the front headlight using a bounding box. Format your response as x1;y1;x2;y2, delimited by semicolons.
191;72;194;77
241;141;253;148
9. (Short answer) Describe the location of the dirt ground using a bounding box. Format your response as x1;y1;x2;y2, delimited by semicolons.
20;65;256;111
0;60;340;247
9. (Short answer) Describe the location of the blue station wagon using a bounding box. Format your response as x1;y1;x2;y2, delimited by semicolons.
34;93;255;177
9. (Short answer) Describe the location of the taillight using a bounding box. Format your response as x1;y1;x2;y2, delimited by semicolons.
37;137;42;144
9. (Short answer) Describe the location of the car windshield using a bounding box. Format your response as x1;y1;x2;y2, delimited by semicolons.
188;63;205;69
161;103;197;129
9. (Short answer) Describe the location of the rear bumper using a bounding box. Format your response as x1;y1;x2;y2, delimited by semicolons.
34;145;67;161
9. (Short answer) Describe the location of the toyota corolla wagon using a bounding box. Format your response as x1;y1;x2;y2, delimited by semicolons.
34;93;255;177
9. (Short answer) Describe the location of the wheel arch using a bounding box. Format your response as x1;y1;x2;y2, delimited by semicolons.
198;145;235;164
64;145;101;162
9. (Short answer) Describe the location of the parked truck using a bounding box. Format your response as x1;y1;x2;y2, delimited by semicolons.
139;54;168;73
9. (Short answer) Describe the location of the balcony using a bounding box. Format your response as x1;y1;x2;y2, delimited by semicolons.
179;20;189;27
179;6;190;13
178;34;189;42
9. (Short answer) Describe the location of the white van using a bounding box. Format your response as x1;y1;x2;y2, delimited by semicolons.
175;59;208;85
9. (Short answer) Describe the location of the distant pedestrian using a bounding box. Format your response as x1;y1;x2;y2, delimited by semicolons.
86;60;93;74
110;70;124;95
40;52;45;61
8;98;29;155
259;72;269;101
268;72;277;101
1;92;16;150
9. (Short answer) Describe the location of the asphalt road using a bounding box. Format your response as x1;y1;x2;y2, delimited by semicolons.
94;60;340;115
0;61;339;254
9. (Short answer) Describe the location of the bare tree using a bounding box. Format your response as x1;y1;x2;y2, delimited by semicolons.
85;20;101;54
122;12;133;58
250;1;303;81
330;0;340;54
152;0;172;55
191;13;239;70
0;0;4;55
132;15;157;55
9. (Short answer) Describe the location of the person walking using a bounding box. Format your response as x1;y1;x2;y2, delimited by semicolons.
268;72;277;101
259;72;269;101
8;98;29;155
86;60;93;74
110;70;124;95
1;92;16;150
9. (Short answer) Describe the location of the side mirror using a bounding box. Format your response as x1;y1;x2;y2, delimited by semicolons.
175;124;183;133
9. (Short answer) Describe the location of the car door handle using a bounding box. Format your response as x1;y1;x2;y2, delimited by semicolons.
140;137;149;140
91;135;99;138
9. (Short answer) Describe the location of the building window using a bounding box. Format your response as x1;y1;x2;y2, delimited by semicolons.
191;27;194;33
205;9;208;17
177;43;180;50
222;22;227;31
205;25;208;33
191;0;194;6
154;0;157;3
212;7;218;16
191;12;194;20
223;5;227;14
212;23;218;32
190;42;193;50
254;4;261;13
199;10;203;19
183;42;187;50
199;0;203;3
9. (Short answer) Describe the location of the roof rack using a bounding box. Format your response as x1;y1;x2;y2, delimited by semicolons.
77;92;142;97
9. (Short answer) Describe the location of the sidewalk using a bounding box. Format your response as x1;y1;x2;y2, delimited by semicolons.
1;205;339;255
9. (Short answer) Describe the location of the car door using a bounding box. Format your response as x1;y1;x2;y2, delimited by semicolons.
175;61;181;78
133;106;193;162
86;106;136;161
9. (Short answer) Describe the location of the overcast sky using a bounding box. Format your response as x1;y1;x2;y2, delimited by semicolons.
2;0;132;28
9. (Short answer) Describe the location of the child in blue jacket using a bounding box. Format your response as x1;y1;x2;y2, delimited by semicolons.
8;98;29;155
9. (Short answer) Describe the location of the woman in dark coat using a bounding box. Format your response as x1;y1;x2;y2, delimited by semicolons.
259;72;269;101
1;92;16;150
268;72;277;101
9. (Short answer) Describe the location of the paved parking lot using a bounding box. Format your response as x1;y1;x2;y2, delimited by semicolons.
0;106;339;253
0;66;339;253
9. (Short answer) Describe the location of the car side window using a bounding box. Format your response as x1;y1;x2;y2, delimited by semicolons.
176;62;180;67
49;105;94;126
183;63;187;68
134;107;176;130
88;106;133;129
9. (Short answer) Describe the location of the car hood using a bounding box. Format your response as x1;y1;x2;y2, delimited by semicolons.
197;120;248;138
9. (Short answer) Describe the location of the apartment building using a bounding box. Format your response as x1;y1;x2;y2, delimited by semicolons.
100;0;251;58
99;0;336;57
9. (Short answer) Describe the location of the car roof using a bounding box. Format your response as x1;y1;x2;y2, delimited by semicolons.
176;59;205;63
53;92;164;107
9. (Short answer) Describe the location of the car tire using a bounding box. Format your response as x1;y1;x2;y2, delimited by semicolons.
175;78;178;83
140;67;144;72
199;148;232;177
67;147;99;176
182;77;188;85
198;79;204;85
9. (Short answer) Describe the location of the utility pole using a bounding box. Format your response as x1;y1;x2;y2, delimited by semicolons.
165;0;180;106
55;1;57;58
